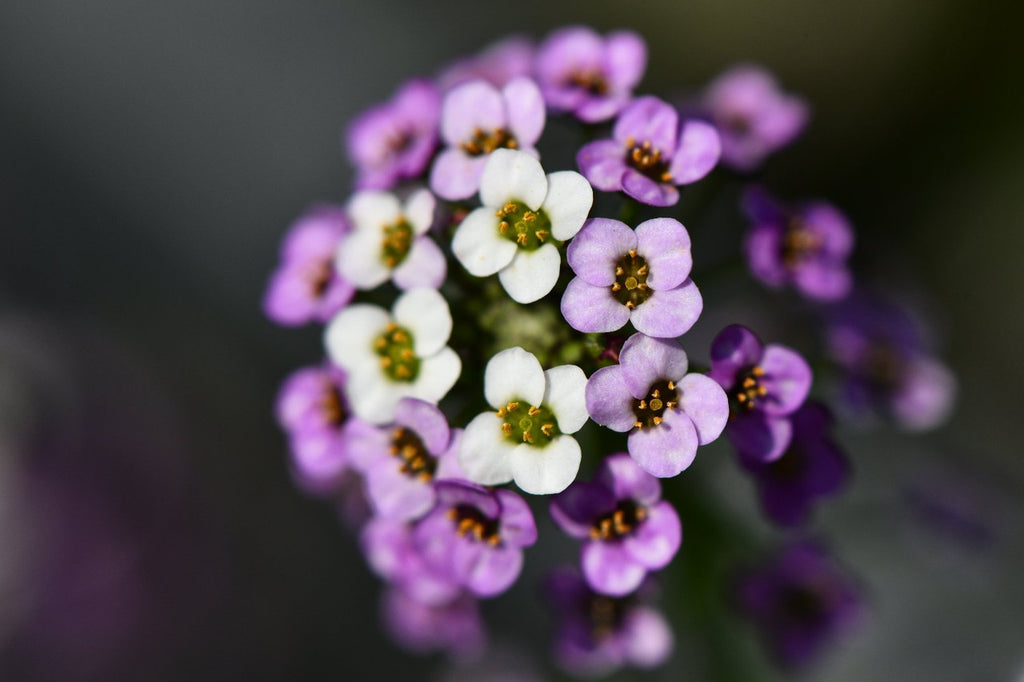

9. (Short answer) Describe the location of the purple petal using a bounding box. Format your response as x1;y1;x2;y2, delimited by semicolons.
891;355;956;431
596;452;661;506
551;481;617;538
635;217;692;289
440;80;505;144
619;333;689;399
760;345;813;416
801;202;854;259
603;31;647;90
429;148;488;201
344;422;391;473
793;259;852;302
392;236;447;290
503;77;545;147
623;606;673;668
460;542;524;597
575;94;633;123
582;540;647;596
562;278;631;333
677;373;729;445
623;500;681;569
742;185;786;224
728;412;792;461
434;480;500;517
627;407;699;477
393;397;450;455
744;224;787;287
630;280;703;338
622;171;678;207
495;488;538;548
536;26;603;90
613;96;678;154
577;140;628;192
584;365;636;432
566;218;636;286
709;325;764;389
365;458;436;520
669;119;721;185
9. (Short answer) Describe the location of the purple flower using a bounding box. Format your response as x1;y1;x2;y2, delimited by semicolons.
381;587;485;658
586;332;729;478
710;325;812;462
362;516;462;606
430;77;545;201
551;453;682;596
413;480;537;598
702;64;809;172
545;568;673;676
561;217;702;337
263;205;354;326
345;79;441;190
577;96;721;206
348;397;465;521
739;402;849;527
734;542;861;668
535;26;646;123
743;187;854;302
438;35;535;91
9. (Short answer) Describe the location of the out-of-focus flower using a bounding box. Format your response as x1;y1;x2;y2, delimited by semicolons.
438;36;535;91
561;217;702;337
381;587;485;658
362;517;462;606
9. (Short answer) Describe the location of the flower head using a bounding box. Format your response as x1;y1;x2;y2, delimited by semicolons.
362;516;462;606
586;333;728;477
561;217;702;337
577;96;721;207
452;149;593;303
437;35;535;91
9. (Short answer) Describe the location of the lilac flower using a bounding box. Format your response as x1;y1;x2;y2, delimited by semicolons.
437;35;535;91
348;397;464;521
734;542;861;668
535;26;646;123
458;347;588;495
413;480;537;598
324;288;461;424
362;516;462;606
452;149;593;303
578;96;721;206
346;79;441;190
743;187;854;302
739;402;849;527
561;217;702;337
586;333;728;478
702;64;809;172
551;453;682;596
546;568;673;676
430;78;545;201
336;188;445;291
381;587;485;658
710;325;812;462
263;205;354;326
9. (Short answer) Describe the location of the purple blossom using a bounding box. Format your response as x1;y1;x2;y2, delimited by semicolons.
702;64;809;172
381;587;485;658
345;79;441;190
362;516;462;606
430;77;545;201
739;402;849;527
545;568;673;676
561;217;702;337
577;96;721;206
709;325;812;462
734;542;861;668
438;36;535;91
585;333;729;478
743;186;854;302
535;26;646;123
413;480;537;598
263;205;354;326
551;453;682;596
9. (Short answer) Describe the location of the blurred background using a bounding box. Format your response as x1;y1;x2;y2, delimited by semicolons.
1;1;1022;680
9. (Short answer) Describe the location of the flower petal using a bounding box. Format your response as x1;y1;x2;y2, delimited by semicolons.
510;436;582;495
543;364;589;434
627;407;698;477
623;500;681;569
576;140;628;192
619;333;688;399
623;607;673;668
479;148;548;210
430;148;488;201
760;345;812;416
324;304;389;370
336;228;390;289
403;188;436;235
604;31;647;89
561;277;630;333
394;397;450;456
543;171;594;240
677;373;729;445
348;190;402;229
566;217;636;286
709;324;764;389
550;481;617;538
630;280;703;338
635;217;692;290
498;243;562;304
392;288;452;356
596;452;661;506
347;367;403;425
495;488;539;547
613;96;678;154
410;346;461;405
451;207;517;276
503;77;545;146
392;236;447;291
441;80;506;144
463;544;523;597
727;411;792;461
366;459;435;521
485;346;546;407
584;366;636;432
457;412;516;486
581;540;646;597
622;170;678;207
669;119;721;184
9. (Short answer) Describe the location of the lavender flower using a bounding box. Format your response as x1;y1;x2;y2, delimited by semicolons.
710;324;812;462
263;205;354;326
577;96;721;207
362;516;462;606
743;187;854;302
413;480;537;598
739;402;849;527
437;35;535;91
346;79;441;190
561;217;702;337
535;26;646;123
586;333;728;477
551;453;682;596
381;587;485;658
452;149;593;303
702;64;809;172
430;78;545;201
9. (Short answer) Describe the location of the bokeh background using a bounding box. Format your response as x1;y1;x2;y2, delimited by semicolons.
1;1;1022;680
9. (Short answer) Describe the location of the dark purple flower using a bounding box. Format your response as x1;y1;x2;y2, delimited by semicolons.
586;333;729;478
413;480;537;598
702;64;809;172
381;587;485;658
438;35;535;91
545;568;672;676
263;205;354;326
709;325;812;462
361;517;462;606
551;453;682;596
743;187;854;301
561;217;703;337
345;79;441;190
577;96;720;206
734;542;861;668
535;26;646;123
739;402;849;527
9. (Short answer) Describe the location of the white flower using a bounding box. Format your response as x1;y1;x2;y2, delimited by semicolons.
452;149;593;304
336;188;446;290
458;347;588;495
324;288;461;424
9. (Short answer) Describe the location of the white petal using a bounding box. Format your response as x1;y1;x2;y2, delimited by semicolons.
457;412;516;486
485;346;545;408
403;188;436;235
498;243;561;304
410;346;462;405
510;436;581;495
347;367;403;425
392;288;452;356
451;207;517;276
542;171;594;240
324;304;389;370
479;148;548;210
348;191;402;229
543;365;589;434
336;229;390;289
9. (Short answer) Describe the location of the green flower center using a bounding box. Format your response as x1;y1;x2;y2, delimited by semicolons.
495;200;554;252
381;219;414;269
496;399;560;447
461;127;518;156
590;499;648;541
632;379;679;429
611;249;652;309
625;136;672;183
389;426;435;481
374;323;420;382
730;365;767;411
